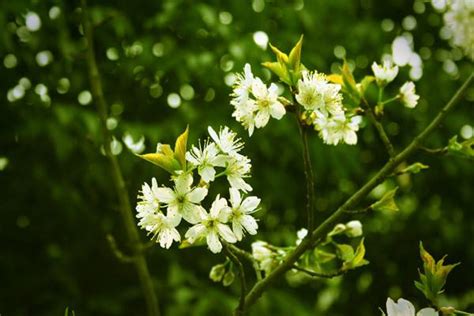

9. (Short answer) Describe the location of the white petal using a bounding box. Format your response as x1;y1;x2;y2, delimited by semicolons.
241;215;258;235
254;109;270;128
241;196;260;213
185;224;206;243
174;173;193;195
199;166;216;182
416;308;438;316
181;203;203;224
269;102;286;120
207;231;222;253
228;175;253;192
207;126;219;144
210;196;228;218
232;221;243;241
187;187;208;203
166;206;182;226
229;187;242;208
155;187;175;203
217;224;237;243
344;130;358;145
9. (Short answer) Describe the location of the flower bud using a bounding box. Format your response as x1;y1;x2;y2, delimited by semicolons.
223;270;235;286
209;264;226;282
345;220;363;237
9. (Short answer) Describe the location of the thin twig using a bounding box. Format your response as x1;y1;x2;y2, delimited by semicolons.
106;234;135;263
362;98;396;158
81;2;160;315
292;265;345;278
296;112;316;230
228;244;263;281
239;72;474;311
419;146;448;155
225;243;247;316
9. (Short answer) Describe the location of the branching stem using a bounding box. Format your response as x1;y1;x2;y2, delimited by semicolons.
237;72;473;312
81;2;160;315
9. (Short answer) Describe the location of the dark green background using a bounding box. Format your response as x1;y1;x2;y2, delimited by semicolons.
1;0;473;315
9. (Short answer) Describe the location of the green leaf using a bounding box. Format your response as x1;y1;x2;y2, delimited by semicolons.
174;126;189;169
288;34;304;71
448;136;474;158
416;242;460;305
370;187;399;212
358;75;375;97
139;153;181;174
262;61;290;85
336;244;355;261
399;162;430;175
342;238;369;271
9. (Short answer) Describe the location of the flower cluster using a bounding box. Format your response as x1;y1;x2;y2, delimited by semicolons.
135;126;260;253
371;59;420;109
442;0;474;60
296;70;361;145
231;64;286;136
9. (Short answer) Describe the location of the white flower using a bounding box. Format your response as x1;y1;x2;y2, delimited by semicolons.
399;81;419;108
385;298;438;316
345;220;363;237
185;195;237;253
224;153;253;192
138;212;181;249
208;126;243;155
443;0;474;60
186;142;226;183
136;178;180;249
228;188;260;241
392;36;413;67
136;178;161;215
122;133;146;154
231;64;285;135
315;113;360;145
251;241;282;274
155;172;208;225
372;60;399;86
252;78;286;128
296;228;308;245
296;70;344;115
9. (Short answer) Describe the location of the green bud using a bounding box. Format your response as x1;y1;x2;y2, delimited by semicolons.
222;270;235;287
209;264;226;282
399;162;429;175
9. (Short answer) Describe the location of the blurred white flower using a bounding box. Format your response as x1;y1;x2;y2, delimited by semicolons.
296;228;308;245
443;0;474;59
154;173;208;225
228;188;260;241
122;133;145;154
186;142;226;182
185;195;237;253
251;241;277;274
385;298;438;316
392;36;413;67
372;60;399;86
399;82;420;108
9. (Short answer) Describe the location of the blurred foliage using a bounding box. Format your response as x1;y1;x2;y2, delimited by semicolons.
0;0;473;315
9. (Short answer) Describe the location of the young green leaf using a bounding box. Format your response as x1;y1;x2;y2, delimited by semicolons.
174;125;189;169
370;187;399;212
415;242;460;305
